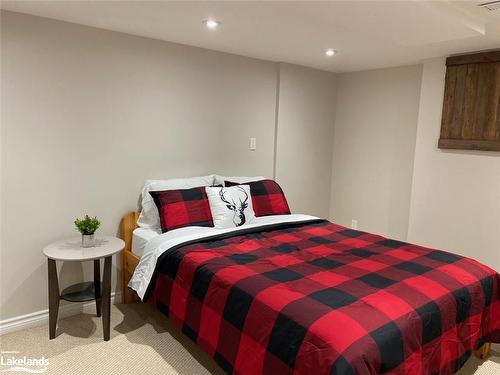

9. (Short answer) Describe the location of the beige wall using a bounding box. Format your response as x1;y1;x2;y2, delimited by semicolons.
275;63;336;218
330;65;422;240
0;11;338;321
0;13;276;319
329;59;499;273
0;11;275;320
407;58;500;272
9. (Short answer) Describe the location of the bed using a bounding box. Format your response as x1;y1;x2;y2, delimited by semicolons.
120;211;499;375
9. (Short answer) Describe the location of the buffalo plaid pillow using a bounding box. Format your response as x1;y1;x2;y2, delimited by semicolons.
149;187;214;233
225;179;290;217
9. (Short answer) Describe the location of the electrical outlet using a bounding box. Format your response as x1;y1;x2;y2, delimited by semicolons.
351;219;358;229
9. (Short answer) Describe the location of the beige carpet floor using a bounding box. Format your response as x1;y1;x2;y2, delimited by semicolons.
1;303;499;375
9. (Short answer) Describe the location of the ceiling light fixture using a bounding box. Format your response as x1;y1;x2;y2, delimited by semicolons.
325;49;336;57
203;19;221;30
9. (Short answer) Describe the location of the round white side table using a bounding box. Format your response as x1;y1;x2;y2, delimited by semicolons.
42;236;124;341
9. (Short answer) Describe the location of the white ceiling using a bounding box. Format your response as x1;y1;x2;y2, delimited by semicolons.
2;0;500;73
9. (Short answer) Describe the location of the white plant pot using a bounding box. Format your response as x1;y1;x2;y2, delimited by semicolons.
82;234;95;248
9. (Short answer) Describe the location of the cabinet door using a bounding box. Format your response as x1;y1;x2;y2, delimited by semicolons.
439;51;500;151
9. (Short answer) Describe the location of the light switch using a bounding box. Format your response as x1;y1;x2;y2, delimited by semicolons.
249;137;257;151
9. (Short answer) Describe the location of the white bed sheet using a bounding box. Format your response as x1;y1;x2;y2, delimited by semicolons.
129;214;319;300
132;228;160;257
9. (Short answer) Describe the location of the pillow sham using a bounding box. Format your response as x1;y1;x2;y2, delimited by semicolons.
149;186;214;233
205;185;255;228
138;175;215;230
213;175;265;187
225;179;291;217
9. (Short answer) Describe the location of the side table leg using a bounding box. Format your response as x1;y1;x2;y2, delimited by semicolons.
94;259;101;317
47;259;60;339
102;256;112;341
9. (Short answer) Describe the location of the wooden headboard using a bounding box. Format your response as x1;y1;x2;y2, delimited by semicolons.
120;211;140;303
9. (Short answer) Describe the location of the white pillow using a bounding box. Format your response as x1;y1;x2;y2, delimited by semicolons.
137;175;215;230
214;175;265;186
206;185;255;228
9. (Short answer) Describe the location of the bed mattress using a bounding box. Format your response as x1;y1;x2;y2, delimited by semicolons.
131;227;159;256
129;215;500;375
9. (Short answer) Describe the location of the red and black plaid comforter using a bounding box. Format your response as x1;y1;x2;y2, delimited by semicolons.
149;220;500;375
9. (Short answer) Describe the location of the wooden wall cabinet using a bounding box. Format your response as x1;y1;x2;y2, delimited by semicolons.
439;50;500;151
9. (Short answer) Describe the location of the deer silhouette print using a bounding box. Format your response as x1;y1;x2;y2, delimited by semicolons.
219;186;249;226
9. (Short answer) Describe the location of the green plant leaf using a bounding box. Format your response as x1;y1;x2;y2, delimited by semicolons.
74;214;101;235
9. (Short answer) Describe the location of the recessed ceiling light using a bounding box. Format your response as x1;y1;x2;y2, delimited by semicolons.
325;49;336;57
203;19;221;30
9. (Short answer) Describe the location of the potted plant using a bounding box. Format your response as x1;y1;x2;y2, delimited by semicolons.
74;215;101;248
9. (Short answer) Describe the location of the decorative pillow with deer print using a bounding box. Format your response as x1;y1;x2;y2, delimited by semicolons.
205;185;256;228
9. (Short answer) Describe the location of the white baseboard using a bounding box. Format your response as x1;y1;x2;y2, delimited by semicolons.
0;292;122;336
